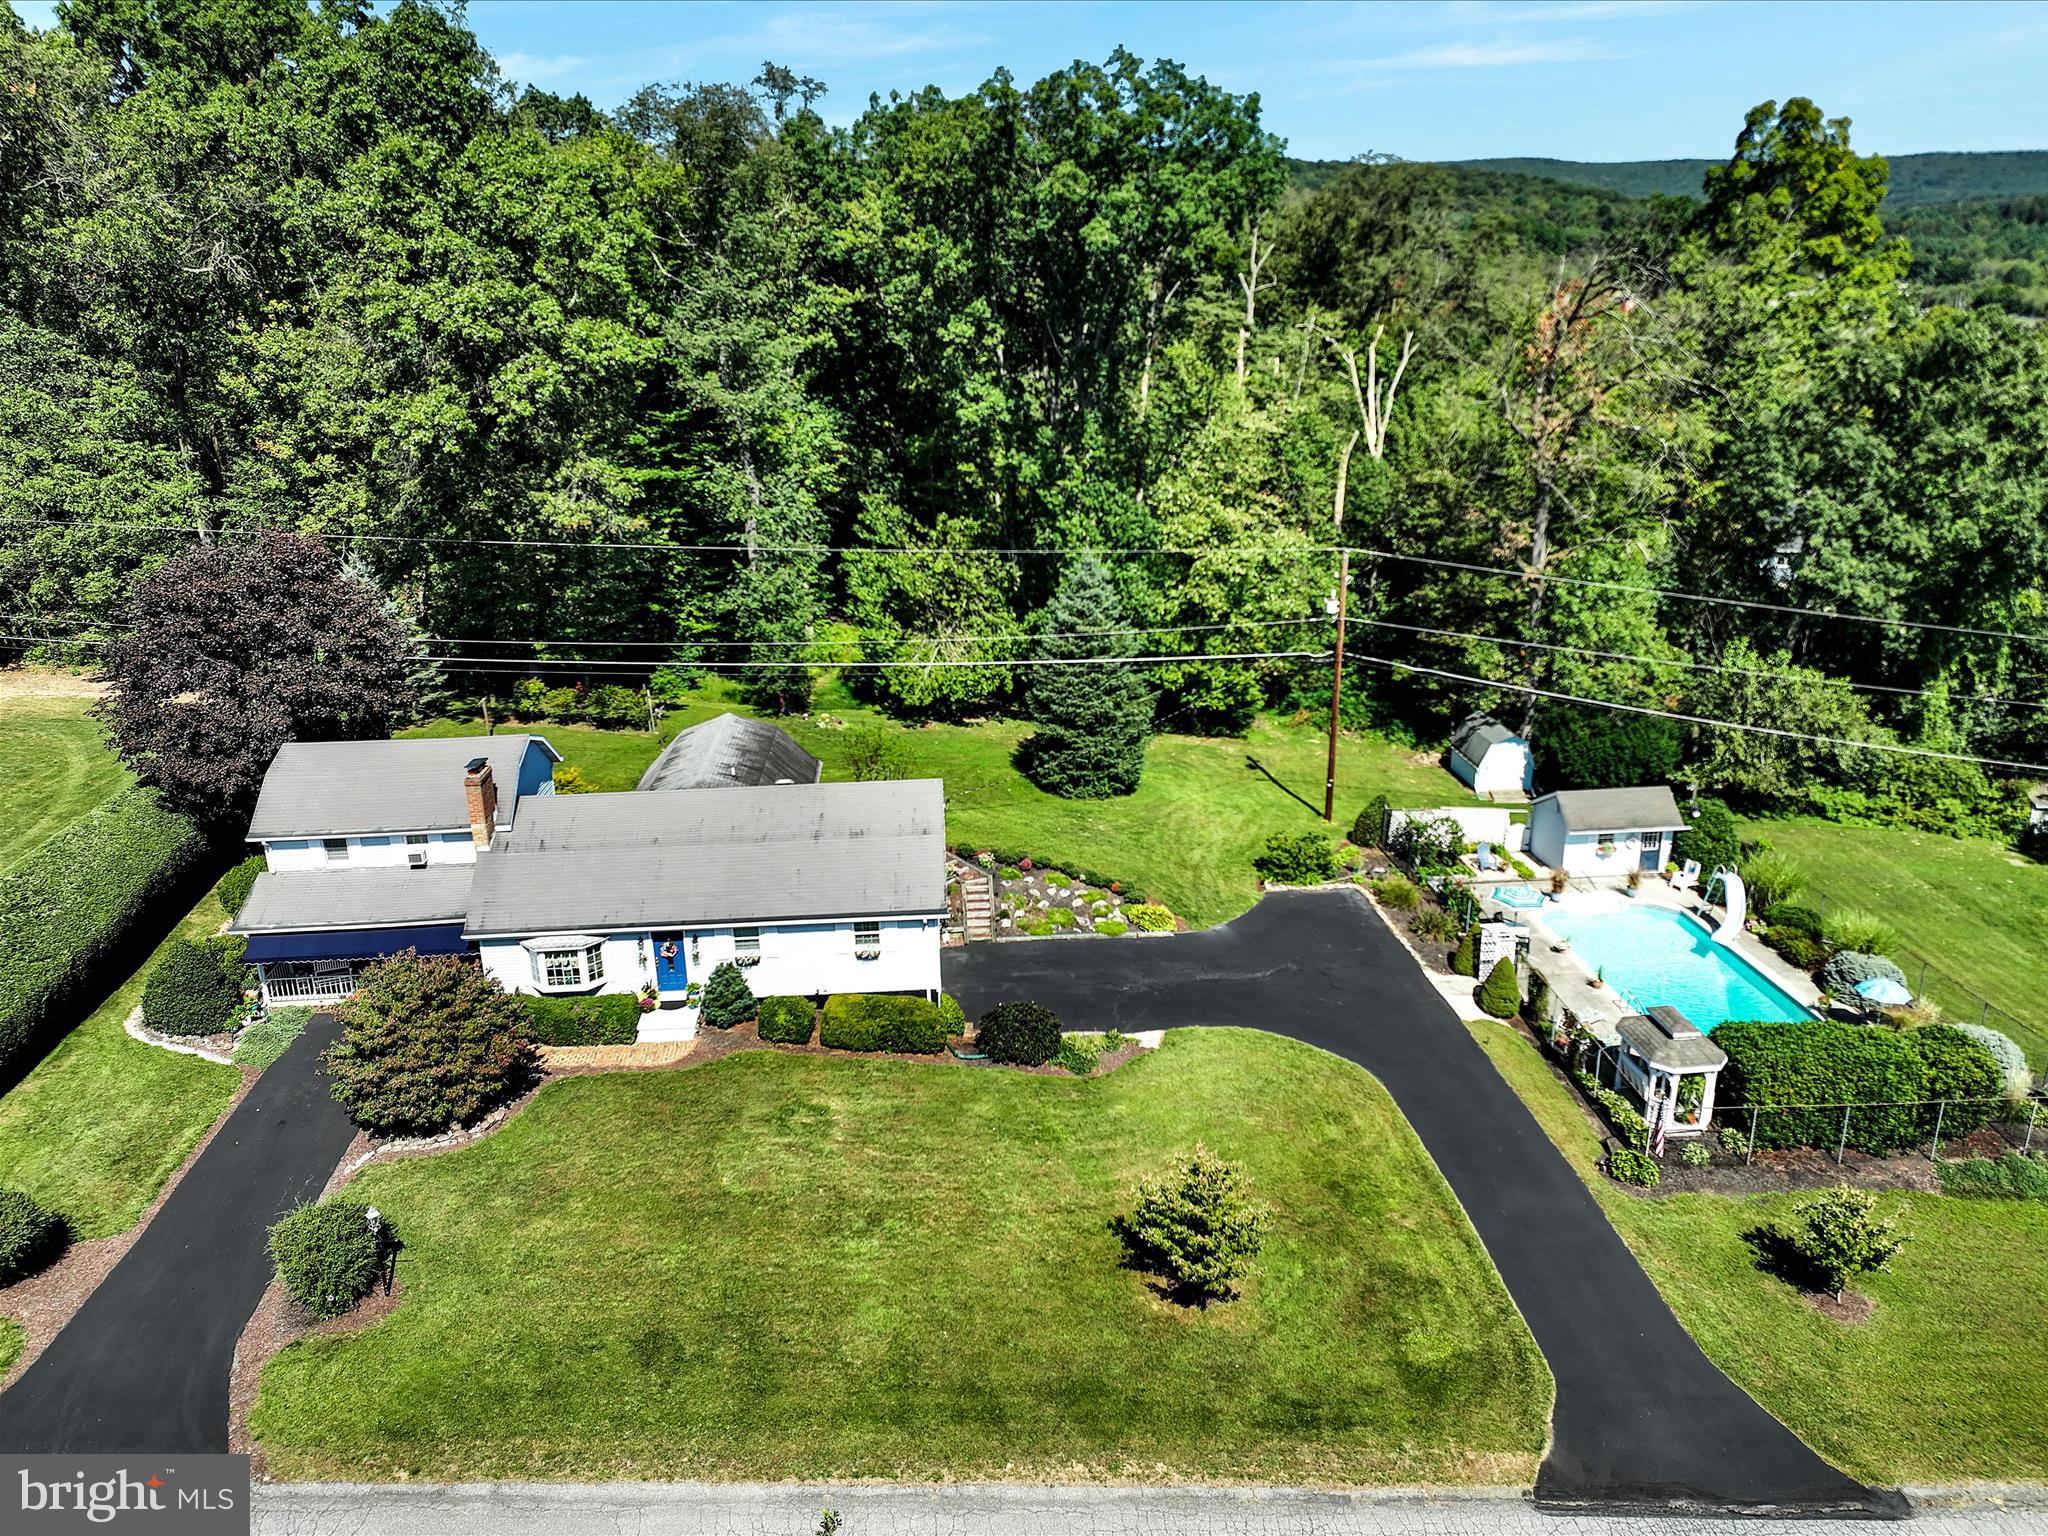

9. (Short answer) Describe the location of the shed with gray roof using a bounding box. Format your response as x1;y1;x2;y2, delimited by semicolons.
1527;785;1688;879
636;712;822;793
1445;711;1532;797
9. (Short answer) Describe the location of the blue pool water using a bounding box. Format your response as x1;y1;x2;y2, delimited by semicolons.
1540;905;1812;1028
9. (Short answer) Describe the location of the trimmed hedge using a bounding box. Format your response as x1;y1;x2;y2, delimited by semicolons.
757;995;816;1045
1350;794;1391;849
1717;1020;1927;1153
1910;1024;2004;1140
0;787;210;1079
819;993;945;1054
0;1188;68;1286
520;993;641;1046
268;1199;391;1320
141;938;243;1037
977;1000;1064;1066
218;853;265;918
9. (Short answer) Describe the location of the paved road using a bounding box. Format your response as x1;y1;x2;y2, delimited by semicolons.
0;1013;356;1453
945;892;1899;1518
252;1482;2037;1536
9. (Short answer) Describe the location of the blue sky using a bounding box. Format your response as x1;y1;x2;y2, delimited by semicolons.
11;1;2048;161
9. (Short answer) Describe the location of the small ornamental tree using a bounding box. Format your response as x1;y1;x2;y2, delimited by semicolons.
1022;554;1151;798
977;1000;1063;1066
0;1188;68;1285
95;532;427;831
699;960;757;1030
1673;797;1739;874
1782;1186;1910;1301
1111;1147;1266;1305
1349;794;1391;849
1477;955;1521;1018
268;1199;394;1319
324;953;535;1136
141;938;243;1036
1450;926;1478;976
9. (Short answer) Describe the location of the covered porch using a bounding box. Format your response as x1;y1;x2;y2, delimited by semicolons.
244;923;470;1005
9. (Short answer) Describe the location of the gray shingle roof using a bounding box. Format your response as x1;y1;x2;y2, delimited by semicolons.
231;866;474;933
246;735;557;840
1451;712;1521;759
1538;785;1687;833
465;779;945;935
636;713;822;793
1618;1006;1728;1072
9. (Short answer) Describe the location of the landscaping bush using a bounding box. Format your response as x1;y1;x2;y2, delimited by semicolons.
1369;874;1420;910
699;960;757;1030
1252;831;1339;886
1046;906;1076;929
325;954;536;1136
1819;950;1908;998
819;994;945;1054
268;1199;393;1320
1122;903;1177;933
1450;926;1478;977
757;995;816;1045
1580;1078;1648;1146
1673;797;1738;873
1780;1186;1909;1300
1677;1140;1711;1168
1476;956;1520;1019
1110;1146;1265;1305
0;1188;68;1286
1953;1022;2032;1097
1052;1034;1101;1075
1737;849;1806;915
1411;907;1457;943
1607;1148;1659;1187
1349;794;1391;849
1763;926;1826;971
976;1000;1064;1066
218;853;266;918
1764;902;1824;939
936;994;967;1033
1095;919;1128;937
1937;1151;2048;1202
520;993;641;1047
1908;1024;2004;1140
1715;1020;1925;1153
1821;906;1901;960
0;787;210;1080
141;938;243;1037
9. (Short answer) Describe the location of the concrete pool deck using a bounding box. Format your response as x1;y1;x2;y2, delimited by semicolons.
1480;878;1821;1044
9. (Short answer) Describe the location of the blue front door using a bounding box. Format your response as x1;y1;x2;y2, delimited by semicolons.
653;931;688;994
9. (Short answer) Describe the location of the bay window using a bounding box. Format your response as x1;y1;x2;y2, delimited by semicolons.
524;936;607;992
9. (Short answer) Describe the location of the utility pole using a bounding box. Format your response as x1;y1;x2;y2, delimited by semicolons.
1324;430;1359;823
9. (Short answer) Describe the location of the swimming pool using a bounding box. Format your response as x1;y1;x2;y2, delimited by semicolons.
1540;904;1812;1028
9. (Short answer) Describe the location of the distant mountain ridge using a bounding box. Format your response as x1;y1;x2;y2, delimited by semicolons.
1287;151;2048;210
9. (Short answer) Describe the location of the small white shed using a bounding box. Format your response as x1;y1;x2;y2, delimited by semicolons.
1446;713;1533;797
1526;785;1687;878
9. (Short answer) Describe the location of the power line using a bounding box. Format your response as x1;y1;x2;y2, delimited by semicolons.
419;649;1328;672
1344;649;2048;776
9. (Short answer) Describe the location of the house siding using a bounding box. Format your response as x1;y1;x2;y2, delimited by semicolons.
264;830;477;870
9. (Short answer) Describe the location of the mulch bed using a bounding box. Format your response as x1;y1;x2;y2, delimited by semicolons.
697;1018;1153;1077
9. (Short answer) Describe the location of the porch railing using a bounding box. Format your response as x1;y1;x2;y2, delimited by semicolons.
262;971;359;1003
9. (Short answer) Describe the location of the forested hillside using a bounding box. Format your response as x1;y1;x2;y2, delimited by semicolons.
3;5;2046;839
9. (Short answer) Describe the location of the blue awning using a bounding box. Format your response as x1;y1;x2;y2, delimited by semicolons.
242;925;469;963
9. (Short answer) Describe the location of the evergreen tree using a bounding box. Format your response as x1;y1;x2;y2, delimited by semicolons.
1451;926;1478;977
699;960;758;1030
1023;555;1151;798
1477;956;1521;1019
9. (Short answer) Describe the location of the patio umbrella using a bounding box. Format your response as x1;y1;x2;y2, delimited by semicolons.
1853;975;1912;1007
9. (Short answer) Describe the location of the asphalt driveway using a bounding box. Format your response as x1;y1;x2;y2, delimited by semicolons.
0;1012;357;1454
945;891;1900;1517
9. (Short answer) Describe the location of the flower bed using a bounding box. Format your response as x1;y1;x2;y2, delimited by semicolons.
955;845;1166;938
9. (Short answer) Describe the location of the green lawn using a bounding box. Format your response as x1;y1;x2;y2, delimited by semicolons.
253;1030;1550;1485
410;682;1470;926
1468;1017;2048;1486
0;696;129;875
1744;816;2048;1068
0;881;241;1240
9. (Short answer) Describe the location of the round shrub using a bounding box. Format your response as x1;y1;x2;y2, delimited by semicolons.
1953;1022;2031;1097
699;960;757;1030
756;995;816;1045
1046;906;1077;929
1763;926;1825;972
1122;903;1177;933
1607;1148;1660;1187
1819;950;1908;999
218;854;266;918
1095;919;1128;937
1476;956;1521;1019
0;1188;68;1285
268;1199;392;1319
818;993;944;1053
1677;1141;1711;1168
977;1001;1064;1066
1763;901;1824;939
1370;875;1420;911
1254;831;1338;886
141;938;243;1037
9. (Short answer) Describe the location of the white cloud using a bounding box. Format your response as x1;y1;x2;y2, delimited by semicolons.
497;51;590;85
1340;36;1621;71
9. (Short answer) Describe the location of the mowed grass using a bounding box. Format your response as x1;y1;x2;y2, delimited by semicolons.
410;682;1467;926
253;1030;1551;1484
0;696;130;874
1468;1018;2048;1486
1744;816;2048;1068
0;881;240;1240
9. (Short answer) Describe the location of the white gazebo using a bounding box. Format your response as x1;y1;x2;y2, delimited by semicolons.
1614;1006;1727;1137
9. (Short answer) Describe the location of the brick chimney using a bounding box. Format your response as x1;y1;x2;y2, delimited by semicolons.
464;758;498;850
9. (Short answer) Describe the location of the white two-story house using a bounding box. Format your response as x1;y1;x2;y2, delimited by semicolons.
230;717;946;1039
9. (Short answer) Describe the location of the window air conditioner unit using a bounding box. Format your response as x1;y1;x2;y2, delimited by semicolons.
407;850;429;869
